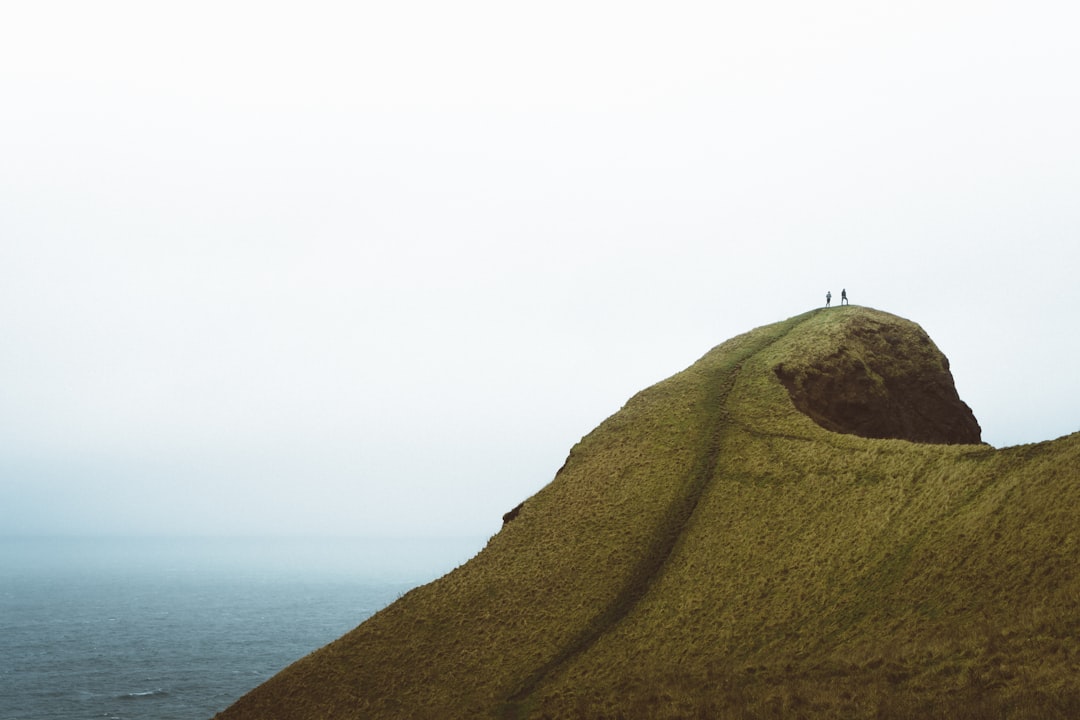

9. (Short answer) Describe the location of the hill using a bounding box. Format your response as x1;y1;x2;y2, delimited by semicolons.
216;306;1080;719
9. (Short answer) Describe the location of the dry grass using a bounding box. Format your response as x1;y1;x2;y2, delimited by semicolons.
217;307;1080;720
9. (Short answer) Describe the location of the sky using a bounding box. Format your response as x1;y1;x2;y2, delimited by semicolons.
2;1;1078;539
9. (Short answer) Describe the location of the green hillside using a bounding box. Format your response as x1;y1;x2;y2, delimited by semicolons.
216;306;1080;719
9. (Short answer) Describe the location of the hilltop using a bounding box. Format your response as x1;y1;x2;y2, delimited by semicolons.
216;306;1080;719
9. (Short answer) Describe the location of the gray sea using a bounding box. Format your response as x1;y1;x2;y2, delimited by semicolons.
0;536;484;720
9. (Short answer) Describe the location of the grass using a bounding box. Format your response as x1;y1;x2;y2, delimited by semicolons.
217;306;1080;720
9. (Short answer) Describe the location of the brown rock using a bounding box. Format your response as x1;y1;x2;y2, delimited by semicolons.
774;311;983;444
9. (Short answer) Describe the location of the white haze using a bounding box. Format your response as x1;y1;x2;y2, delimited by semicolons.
2;1;1078;538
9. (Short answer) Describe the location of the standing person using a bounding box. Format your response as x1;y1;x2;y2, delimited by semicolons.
841;288;848;305
826;291;832;307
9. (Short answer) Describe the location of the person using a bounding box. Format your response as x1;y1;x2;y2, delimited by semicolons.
841;288;848;305
826;290;832;307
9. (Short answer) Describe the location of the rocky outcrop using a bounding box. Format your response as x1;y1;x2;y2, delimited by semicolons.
774;311;982;444
502;501;524;525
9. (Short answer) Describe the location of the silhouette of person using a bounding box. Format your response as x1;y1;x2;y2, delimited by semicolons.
826;291;832;307
841;288;848;305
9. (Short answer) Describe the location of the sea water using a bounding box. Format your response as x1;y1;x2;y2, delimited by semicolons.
0;536;485;720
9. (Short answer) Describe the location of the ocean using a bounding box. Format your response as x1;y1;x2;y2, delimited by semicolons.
0;536;485;720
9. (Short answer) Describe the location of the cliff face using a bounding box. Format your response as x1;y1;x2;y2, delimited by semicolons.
774;312;982;444
217;307;1080;720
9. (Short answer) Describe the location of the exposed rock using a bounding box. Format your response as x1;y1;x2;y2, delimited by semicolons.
774;311;982;444
502;501;524;525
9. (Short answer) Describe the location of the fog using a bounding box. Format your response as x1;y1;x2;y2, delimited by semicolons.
2;1;1078;538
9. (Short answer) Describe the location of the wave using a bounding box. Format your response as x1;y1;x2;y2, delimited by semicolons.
118;688;169;699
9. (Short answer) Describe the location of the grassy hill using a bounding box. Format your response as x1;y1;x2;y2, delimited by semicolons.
216;306;1080;719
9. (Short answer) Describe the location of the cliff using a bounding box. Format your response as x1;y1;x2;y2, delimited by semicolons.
217;306;1080;719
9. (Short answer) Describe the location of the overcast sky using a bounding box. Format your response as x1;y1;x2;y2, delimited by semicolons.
2;1;1078;539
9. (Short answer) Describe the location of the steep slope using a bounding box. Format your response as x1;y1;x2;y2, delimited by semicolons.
217;306;1080;719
